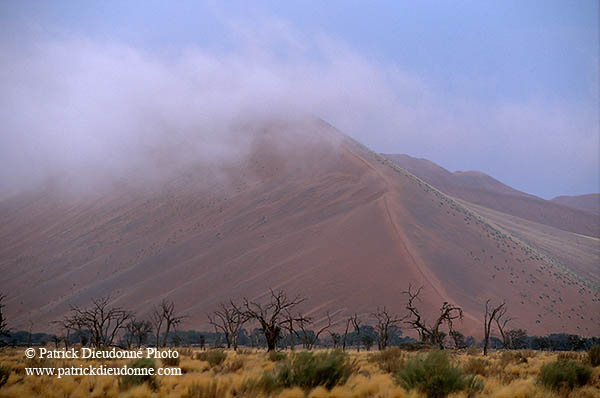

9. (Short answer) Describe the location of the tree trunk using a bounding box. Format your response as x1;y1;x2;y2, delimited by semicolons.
265;327;278;351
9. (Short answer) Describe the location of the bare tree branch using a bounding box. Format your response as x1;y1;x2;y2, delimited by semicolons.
208;301;248;350
242;289;306;351
67;296;133;348
372;306;406;350
483;299;506;356
403;284;463;348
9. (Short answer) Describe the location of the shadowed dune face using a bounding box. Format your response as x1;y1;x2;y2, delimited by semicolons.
1;120;598;338
383;154;600;238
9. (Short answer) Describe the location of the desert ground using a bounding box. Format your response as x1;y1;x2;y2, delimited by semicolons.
0;346;599;398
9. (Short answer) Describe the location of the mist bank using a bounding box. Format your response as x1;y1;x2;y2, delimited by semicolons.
1;20;597;198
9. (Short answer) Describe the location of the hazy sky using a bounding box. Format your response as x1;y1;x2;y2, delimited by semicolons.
1;1;598;198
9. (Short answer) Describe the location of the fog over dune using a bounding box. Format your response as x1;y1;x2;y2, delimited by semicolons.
0;18;597;198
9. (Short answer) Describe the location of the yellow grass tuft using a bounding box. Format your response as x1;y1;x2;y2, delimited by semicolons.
278;386;305;398
0;347;598;398
308;385;330;398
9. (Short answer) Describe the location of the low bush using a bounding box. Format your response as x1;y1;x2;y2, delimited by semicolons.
240;373;279;396
236;348;254;355
187;381;228;398
499;350;532;367
465;375;485;398
538;360;592;391
118;358;157;391
589;345;600;367
178;348;194;358
276;350;357;390
557;352;584;362
396;341;435;351
161;355;180;366
195;349;227;367
368;347;406;373
393;350;483;398
463;357;489;376
225;356;245;373
268;350;287;362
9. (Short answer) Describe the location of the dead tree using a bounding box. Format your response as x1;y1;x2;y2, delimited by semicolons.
52;334;61;349
329;332;341;348
57;312;87;347
449;330;466;349
350;313;362;352
69;296;133;348
52;318;72;349
152;299;185;348
0;293;8;341
483;300;506;356
26;321;33;348
342;318;352;351
151;307;163;348
282;309;300;350
207;301;248;350
403;284;463;348
372;306;405;350
296;312;333;350
495;305;513;349
242;289;306;351
124;320;135;349
125;318;153;348
137;320;153;347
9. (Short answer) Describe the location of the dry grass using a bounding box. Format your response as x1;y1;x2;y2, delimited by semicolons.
0;347;598;397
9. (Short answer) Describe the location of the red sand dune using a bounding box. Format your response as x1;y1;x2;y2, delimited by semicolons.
552;194;600;215
1;120;598;338
383;154;600;238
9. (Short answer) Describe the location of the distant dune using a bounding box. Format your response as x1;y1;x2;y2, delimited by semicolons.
1;120;598;338
552;194;600;215
383;154;600;238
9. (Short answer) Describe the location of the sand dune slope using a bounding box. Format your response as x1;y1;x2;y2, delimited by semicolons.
1;121;598;337
383;154;599;238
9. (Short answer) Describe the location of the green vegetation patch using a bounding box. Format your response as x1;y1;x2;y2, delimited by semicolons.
393;350;483;398
538;359;592;391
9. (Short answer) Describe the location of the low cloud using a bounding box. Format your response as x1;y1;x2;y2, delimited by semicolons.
0;17;597;198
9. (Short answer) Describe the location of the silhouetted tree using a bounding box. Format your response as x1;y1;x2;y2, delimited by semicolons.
0;294;8;343
362;333;374;351
494;305;513;349
295;312;332;350
208;301;248;350
281;308;310;350
567;334;586;351
350;313;362;352
124;318;152;348
329;332;341;348
372;306;405;350
342;318;351;351
507;329;528;349
52;318;72;349
52;334;61;349
68;296;133;348
449;330;466;349
532;335;550;350
242;289;306;351
483;300;505;355
403;284;463;348
26;321;33;348
151;299;185;348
